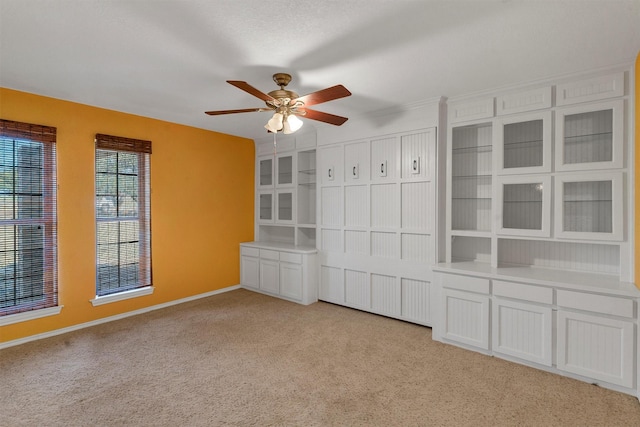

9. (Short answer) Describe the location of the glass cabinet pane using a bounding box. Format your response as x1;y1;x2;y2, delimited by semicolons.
563;180;612;233
451;123;492;232
554;172;622;241
497;176;550;237
259;193;272;221
503;119;543;169
259;158;273;186
503;183;543;230
278;155;293;185
555;100;622;171
563;110;613;165
277;192;293;222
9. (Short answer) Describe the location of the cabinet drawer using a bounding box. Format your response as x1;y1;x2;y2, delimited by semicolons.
441;274;489;294
259;249;280;261
556;290;634;318
493;280;553;305
241;246;260;257
280;252;302;264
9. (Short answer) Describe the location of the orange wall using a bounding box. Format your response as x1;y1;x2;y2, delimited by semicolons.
0;88;255;343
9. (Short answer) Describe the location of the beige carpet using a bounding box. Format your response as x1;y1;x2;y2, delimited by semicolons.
2;288;640;426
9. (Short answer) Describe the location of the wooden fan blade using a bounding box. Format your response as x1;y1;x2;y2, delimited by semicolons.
227;81;275;102
295;85;351;107
301;108;349;126
205;108;272;116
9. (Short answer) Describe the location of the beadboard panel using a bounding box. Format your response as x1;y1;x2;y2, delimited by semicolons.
401;181;432;231
345;230;368;255
345;269;370;309
401;233;432;263
401;131;430;179
371;274;400;316
371;231;398;259
498;239;620;275
401;278;431;324
555;72;624;106
321;187;342;226
371;183;399;228
442;288;490;350
345;185;368;227
492;299;553;366
371;136;398;181
557;310;634;387
321;229;342;253
320;265;344;303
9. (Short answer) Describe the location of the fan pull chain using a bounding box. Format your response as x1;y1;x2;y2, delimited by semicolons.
273;132;277;156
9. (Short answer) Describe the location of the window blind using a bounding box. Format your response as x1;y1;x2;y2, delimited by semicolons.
95;133;151;296
0;119;57;315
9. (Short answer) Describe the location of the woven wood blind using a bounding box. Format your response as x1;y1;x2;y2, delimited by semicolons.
95;133;152;154
0;119;57;315
95;133;151;296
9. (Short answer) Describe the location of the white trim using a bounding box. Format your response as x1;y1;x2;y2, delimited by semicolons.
90;286;154;306
0;305;63;326
0;285;241;350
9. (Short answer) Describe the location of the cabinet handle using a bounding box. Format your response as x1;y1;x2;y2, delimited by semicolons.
353;166;357;176
381;163;385;174
328;168;332;178
413;159;418;170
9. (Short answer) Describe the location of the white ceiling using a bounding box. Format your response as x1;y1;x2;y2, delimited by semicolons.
1;0;639;140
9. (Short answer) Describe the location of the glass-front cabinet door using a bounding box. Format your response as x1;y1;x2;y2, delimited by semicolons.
276;190;294;223
258;191;273;222
495;111;552;175
555;100;623;171
258;157;273;187
277;154;294;186
450;122;493;233
496;175;551;237
554;172;623;241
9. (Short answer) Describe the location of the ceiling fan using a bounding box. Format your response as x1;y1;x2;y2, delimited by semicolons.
205;73;351;134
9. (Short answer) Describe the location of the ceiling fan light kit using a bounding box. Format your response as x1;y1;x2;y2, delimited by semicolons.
205;73;351;134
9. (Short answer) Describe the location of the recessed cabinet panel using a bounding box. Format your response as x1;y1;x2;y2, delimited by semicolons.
371;136;398;180
280;262;303;300
259;259;279;294
497;176;551;237
345;269;370;309
401;131;430;179
492;298;553;366
554;172;623;241
557;310;634;388
240;255;260;289
401;278;431;324
344;141;369;182
555;72;624;106
371;274;400;316
555;100;623;171
320;265;344;303
495;111;551;174
319;145;343;185
441;288;490;350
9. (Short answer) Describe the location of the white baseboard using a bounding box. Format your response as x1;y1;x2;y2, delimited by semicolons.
0;284;241;350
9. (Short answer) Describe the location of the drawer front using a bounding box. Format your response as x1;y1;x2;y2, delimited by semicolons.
259;249;280;261
441;274;490;294
493;280;553;305
240;246;260;257
279;252;302;264
556;290;634;318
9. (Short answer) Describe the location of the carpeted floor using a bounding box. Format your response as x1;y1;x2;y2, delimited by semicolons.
2;288;640;426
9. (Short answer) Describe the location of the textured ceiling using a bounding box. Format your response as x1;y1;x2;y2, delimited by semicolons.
1;0;639;140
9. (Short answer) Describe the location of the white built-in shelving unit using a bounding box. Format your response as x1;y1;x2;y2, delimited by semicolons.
435;67;639;397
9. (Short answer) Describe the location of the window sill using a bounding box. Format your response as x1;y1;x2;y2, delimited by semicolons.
90;286;154;307
0;305;64;326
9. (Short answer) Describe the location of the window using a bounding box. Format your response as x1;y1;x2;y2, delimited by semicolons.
95;133;151;297
0;119;57;316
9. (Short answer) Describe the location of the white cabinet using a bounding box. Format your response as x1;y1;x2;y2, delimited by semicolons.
494;111;552;174
556;289;635;388
344;141;369;181
555;100;624;171
554;172;623;241
440;274;490;351
496;175;551;237
257;191;273;223
492;280;553;366
240;243;318;305
258;157;274;187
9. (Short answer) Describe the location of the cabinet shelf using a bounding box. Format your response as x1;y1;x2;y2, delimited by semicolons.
504;139;543;148
452;174;492;179
452;145;493;153
565;131;613;141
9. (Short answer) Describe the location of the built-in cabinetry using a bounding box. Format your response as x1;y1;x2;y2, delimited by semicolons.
240;242;317;305
437;69;638;396
317;128;437;326
241;132;319;305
